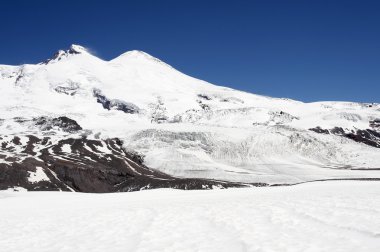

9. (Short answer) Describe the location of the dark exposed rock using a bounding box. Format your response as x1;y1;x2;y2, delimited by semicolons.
370;119;380;130
0;135;252;192
309;126;380;148
22;135;40;155
67;47;82;55
197;94;212;100
330;127;345;135
42;45;85;64
196;100;210;111
33;116;82;133
111;99;140;113
12;136;21;145
345;129;380;148
15;70;25;85
93;88;140;114
309;126;329;134
93;88;110;108
54;117;82;132
117;178;259;192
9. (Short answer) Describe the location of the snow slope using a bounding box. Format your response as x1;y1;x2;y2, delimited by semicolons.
1;181;380;252
1;44;380;184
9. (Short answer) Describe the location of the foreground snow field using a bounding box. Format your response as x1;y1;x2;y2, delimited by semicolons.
1;181;379;252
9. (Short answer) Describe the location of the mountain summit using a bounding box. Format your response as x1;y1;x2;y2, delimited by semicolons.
69;44;89;54
111;49;173;69
43;44;92;64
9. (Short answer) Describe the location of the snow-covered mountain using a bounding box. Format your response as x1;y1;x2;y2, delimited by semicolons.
1;44;380;191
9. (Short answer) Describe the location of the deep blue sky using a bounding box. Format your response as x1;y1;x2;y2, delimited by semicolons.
1;0;379;102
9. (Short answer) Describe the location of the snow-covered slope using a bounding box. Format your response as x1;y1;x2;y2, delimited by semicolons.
1;44;380;187
1;181;380;252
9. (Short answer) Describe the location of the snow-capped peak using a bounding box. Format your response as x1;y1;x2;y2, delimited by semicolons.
111;50;173;68
42;44;92;64
68;44;88;54
119;50;151;58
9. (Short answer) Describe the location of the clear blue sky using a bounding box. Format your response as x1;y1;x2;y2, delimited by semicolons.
1;0;379;102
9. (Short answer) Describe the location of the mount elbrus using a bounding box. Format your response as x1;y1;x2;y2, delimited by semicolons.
1;45;379;192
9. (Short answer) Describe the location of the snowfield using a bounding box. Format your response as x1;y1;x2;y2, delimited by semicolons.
1;181;380;252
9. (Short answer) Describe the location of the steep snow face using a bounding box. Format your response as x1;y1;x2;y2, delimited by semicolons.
1;44;380;184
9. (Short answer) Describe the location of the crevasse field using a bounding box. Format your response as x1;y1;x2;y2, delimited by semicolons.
1;181;380;252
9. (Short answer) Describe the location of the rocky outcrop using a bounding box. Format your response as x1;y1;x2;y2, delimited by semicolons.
93;88;140;114
310;126;380;148
52;81;80;96
33;116;83;133
370;119;380;130
42;44;88;64
0;135;253;192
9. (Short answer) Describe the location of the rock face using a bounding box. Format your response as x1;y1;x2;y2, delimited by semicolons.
370;119;380;130
309;126;380;148
0;134;251;192
33;116;83;133
93;88;140;114
42;44;88;64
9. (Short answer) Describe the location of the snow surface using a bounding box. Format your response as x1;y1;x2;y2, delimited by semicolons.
1;44;380;184
61;144;71;153
27;167;49;183
1;181;380;252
